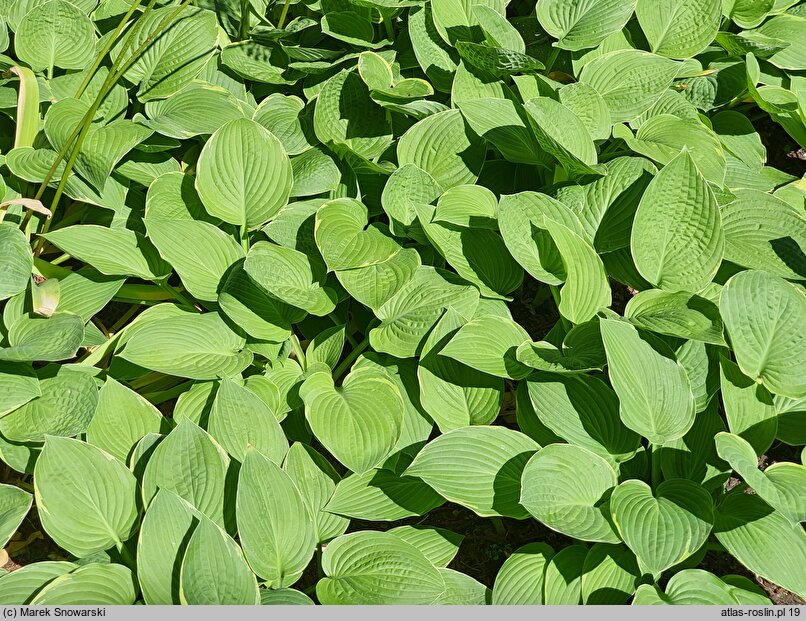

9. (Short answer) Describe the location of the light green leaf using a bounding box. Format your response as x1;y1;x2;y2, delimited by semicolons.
299;367;404;474
719;356;777;455
0;562;77;605
491;542;554;604
317;531;446;604
196;118;293;229
631;149;724;292
520;444;620;543
601;318;695;444
14;0;96;70
405;426;539;518
34;436;138;558
624;289;726;345
636;0;720;58
720;270;806;398
0;224;32;301
0;313;84;362
31;564;136;605
536;0;638;51
0;483;31;548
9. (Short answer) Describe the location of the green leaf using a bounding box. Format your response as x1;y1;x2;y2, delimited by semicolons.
0;562;77;604
112;5;217;101
719;356;777;455
0;313;84;362
180;516;260;604
714;492;806;600
581;543;641;604
0;362;40;417
209;378;288;463
397;109;485;189
715;432;806;523
536;0;638;51
142;419;230;527
253;94;314;156
439;314;531;379
631;149;724;292
137;490;198;604
720;270;806;398
455;41;544;76
299;367;404;474
405;426;539;518
31;564;136;605
579;50;679;123
42;225;171;280
0;483;31;548
756;14;806;71
86;377;163;463
34;436;138;558
601;318;695;444
118;310;252;380
387;525;463;567
523;97;606;178
244;241;337;316
517;321;606;374
14;0;96;70
520;444;620;543
544;544;588;604
636;0;720;58
196;118;293;229
633;568;769;605
624;289;726;345
611;479;713;575
0;224;32;301
317;531;446;604
237;447;316;587
491;542;554;604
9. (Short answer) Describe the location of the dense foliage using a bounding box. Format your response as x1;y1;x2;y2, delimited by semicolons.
0;0;805;606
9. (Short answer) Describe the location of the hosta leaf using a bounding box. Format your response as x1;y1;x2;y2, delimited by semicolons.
144;219;244;303
315;198;400;271
244;242;337;316
405;426;539;518
112;5;217;101
0;366;98;443
14;0;96;71
635;0;720;58
631;149;724;293
86;378;163;463
498;191;582;285
409;5;458;93
42;225;171;281
435;569;489;604
516;320;606;374
34;437;138;558
118;310;252;380
237;447;316;588
581;543;641;604
208;378;288;463
196;118;293;229
535;0;637;51
715;432;806;523
544;218;611;323
719;357;777;455
335;248;421;312
325;467;445;521
0;362;39;418
260;589;315;605
525;373;640;464
720;189;806;280
0;224;32;301
299;367;404;474
416;204;524;299
0;562;77;605
252;94;314;156
455;41;543;76
720;270;806;398
544;544;588;604
714;492;806;600
180;516;259;605
31;564;136;605
610;479;713;575
491;542;554;604
313;70;393;160
142;420;230;527
318;531;446;604
290;149;341;197
370;266;479;358
633;569;769;605
0;313;84;362
523;97;605;178
726;0;774;28
756;14;806;71
601;318;695;444
283;443;349;544
520;444;620;543
0;483;31;548
397;109;485;189
579;50;678;124
387;526;462;567
137;490;198;605
138;82;248;139
558;82;612;142
624;289;726;345
417;308;504;432
439;314;531;379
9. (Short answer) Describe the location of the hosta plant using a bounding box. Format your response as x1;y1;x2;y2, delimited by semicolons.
0;0;805;606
